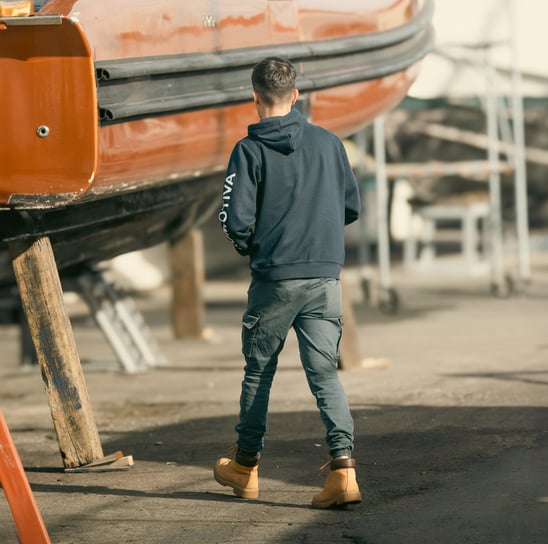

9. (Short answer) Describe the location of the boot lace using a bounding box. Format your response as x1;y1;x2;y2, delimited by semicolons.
319;459;331;473
225;445;238;457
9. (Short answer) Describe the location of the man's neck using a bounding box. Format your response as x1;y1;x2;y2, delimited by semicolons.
257;104;292;120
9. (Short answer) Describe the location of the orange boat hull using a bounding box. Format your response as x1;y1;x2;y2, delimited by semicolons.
1;0;432;205
0;0;433;282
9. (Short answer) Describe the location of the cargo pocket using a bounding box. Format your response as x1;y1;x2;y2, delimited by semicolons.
242;313;261;358
325;279;342;318
335;317;343;360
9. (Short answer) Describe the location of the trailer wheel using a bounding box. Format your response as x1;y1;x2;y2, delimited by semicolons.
378;287;399;315
360;278;371;304
490;274;514;298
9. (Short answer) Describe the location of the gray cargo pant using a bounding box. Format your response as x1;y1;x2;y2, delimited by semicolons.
236;277;354;458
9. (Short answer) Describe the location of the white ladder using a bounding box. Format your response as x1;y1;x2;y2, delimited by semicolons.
76;268;166;373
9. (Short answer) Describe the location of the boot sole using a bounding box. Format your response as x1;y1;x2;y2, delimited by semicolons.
311;492;362;509
214;472;259;499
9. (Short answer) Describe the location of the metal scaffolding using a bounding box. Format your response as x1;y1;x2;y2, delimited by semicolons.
357;0;530;311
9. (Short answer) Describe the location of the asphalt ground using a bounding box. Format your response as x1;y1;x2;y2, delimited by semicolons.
0;238;547;543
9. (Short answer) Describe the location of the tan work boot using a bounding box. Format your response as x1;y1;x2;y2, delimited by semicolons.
311;457;362;509
214;452;259;499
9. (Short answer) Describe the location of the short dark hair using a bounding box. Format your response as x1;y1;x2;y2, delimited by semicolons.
251;57;296;107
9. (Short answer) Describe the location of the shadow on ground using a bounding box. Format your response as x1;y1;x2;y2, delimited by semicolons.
11;404;548;543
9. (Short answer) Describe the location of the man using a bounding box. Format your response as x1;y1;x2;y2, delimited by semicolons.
214;57;362;509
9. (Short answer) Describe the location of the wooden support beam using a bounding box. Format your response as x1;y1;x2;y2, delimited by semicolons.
170;230;206;339
361;154;513;181
64;451;134;473
9;237;104;468
412;121;548;167
338;274;362;370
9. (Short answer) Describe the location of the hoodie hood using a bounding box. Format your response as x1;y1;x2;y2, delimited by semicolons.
247;108;305;154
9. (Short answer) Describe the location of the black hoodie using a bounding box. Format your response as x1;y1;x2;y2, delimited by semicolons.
219;108;361;281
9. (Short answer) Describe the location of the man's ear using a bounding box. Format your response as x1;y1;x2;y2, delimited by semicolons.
253;90;260;105
291;89;299;105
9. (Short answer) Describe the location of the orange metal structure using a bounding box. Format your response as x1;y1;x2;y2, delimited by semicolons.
0;0;433;280
0;409;51;543
0;16;97;202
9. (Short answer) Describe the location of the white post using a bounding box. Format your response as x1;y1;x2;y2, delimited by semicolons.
354;128;374;289
507;0;531;284
374;116;392;290
485;49;505;292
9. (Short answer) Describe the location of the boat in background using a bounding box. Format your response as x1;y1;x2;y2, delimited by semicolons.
0;0;434;285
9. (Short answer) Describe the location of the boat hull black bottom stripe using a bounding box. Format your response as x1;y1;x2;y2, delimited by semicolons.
0;174;222;286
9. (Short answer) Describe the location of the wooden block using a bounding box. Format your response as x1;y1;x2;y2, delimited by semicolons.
65;452;134;473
